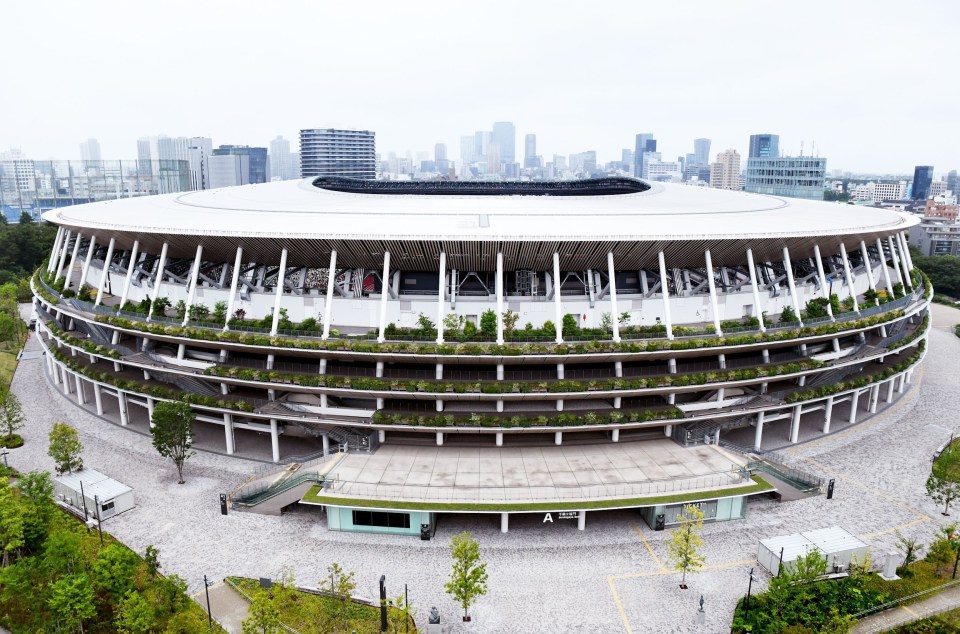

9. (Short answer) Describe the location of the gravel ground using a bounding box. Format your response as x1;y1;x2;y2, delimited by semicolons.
8;303;956;634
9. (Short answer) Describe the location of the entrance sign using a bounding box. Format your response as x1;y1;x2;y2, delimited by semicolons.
543;513;553;523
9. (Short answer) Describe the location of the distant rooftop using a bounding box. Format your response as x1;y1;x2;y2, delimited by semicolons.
312;176;652;196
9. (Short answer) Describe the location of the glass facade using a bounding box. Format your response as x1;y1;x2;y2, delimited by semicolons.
744;156;827;200
748;134;779;158
912;165;934;200
0;159;190;222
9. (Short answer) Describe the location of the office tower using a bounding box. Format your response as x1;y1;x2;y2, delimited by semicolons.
299;128;376;179
270;136;297;181
693;138;711;165
474;131;491;161
621;149;633;166
212;145;269;184
460;136;476;165
553;154;567;172
634;133;656;178
186;137;213;190
137;137;154;177
748;134;779;158
209;154;250;188
434;143;447;163
912;165;934;200
745;155;826;200
79;138;101;170
486;144;501;175
524;134;538;169
947;170;958;196
157;136;190;164
492;122;515;164
646;160;682;181
709;149;741;190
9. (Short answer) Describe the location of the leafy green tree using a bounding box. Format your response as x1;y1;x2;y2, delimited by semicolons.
242;590;282;634
144;544;161;576
163;609;210;633
463;320;477;339
0;388;25;444
415;313;435;336
0;479;24;567
479;309;497;337
444;531;488;621
150;402;196;484
321;562;356;629
926;537;955;577
42;530;84;575
780;305;797;323
619;311;631;328
895;531;923;574
442;312;464;335
600;312;612;332
92;544;140;601
151;573;188;615
19;470;55;550
48;422;84;474
48;573;96;634
212;300;229;323
501;310;519;337
562;312;579;336
926;470;960;515
666;504;705;585
116;590;155;634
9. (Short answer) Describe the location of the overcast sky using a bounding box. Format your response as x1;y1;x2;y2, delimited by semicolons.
3;0;957;175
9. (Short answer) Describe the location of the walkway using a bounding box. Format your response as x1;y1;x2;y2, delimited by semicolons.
194;581;250;634
852;583;960;633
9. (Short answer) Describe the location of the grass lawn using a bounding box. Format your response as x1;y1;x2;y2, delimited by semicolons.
229;576;416;633
0;347;19;389
302;476;773;512
933;438;960;482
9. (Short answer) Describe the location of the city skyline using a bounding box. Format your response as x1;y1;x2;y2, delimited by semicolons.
2;0;957;174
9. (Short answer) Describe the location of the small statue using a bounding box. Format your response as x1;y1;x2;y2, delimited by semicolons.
429;607;441;624
699;595;705;611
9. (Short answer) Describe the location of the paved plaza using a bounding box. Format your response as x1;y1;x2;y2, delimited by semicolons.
327;441;748;503
7;303;957;633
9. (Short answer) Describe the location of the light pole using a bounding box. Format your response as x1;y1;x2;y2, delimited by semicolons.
93;495;104;546
0;450;8;469
204;575;214;630
745;567;758;610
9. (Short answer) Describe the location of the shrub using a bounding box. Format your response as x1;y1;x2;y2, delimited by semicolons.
479;309;497;337
562;313;579;336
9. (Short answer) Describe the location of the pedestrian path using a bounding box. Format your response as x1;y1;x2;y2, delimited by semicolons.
852;584;960;633
192;581;250;634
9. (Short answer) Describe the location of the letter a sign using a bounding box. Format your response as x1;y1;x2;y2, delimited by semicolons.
543;513;553;523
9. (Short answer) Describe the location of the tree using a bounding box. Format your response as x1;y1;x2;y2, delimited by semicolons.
780;305;797;323
42;530;83;576
895;532;922;574
479;309;497;337
501;309;519;337
93;544;141;601
600;312;613;332
48;422;84;474
442;313;464;335
144;544;161;576
48;574;97;634
0;388;25;444
242;590;282;634
150;402;196;484
321;562;357;630
926;537;954;577
562;312;579;336
926;470;960;516
116;590;156;634
19;470;55;551
666;504;705;586
0;479;24;567
619;311;631;328
444;531;488;621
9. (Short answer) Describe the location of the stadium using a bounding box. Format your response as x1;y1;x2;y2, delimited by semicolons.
31;176;930;533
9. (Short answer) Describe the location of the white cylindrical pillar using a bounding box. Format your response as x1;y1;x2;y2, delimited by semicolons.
501;512;509;533
118;391;128;426
607;251;621;342
75;375;85;405
321;249;337;339
224;246;244;330
657;251;674;339
753;411;765;452
789;405;801;443
117;240;140;312
859;241;878;304
495;432;503;447
553;252;563;343
887;236;904;293
182;244;204;326
496;252;504;344
93;384;103;415
577;510;586;531
270;419;280;463
823;396;833;433
64;232;83;290
782;247;803;326
55;230;73;282
437;251;446;344
812;244;835;320
270;248;288;336
895;232;913;289
224;414;235;455
378;251;391;343
704;249;722;335
146;242;169;321
322;433;330;455
47;227;65;274
436;432;444;446
839;242;860;313
849;391;860;424
745;248;766;332
94;238;116;307
78;235;97;291
611;428;620;443
554;431;562;445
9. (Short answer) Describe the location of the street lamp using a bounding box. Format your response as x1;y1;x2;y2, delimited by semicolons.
0;450;8;469
93;495;104;546
745;567;759;610
204;575;215;630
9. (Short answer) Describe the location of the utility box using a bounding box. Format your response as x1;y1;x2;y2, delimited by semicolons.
54;469;135;520
757;526;869;576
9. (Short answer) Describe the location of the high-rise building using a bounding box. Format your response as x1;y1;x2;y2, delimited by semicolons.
486;144;501;175
693;138;711;165
186;137;213;190
157;136;190;164
524;134;538;169
209;154;250;188
492;122;515;165
434;143;446;163
912;165;934;200
212;145;269;184
473;131;492;162
947;170;959;196
745;156;826;200
79;139;101;170
634;133;657;178
710;149;741;190
748;134;779;158
460;136;476;165
137;137;155;177
269;136;297;181
299;129;376;180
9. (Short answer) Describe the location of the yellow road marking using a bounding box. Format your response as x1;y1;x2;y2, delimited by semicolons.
900;604;919;618
633;522;667;573
860;517;933;540
191;580;223;600
611;558;755;581
607;577;634;634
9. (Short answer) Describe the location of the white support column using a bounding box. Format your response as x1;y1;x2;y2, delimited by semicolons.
79;235;97;291
378;251;391;343
146;397;155;425
849;391;860;424
552;252;563;343
554;431;563;445
607;252;621;342
704;250;722;335
436;432;444;446
117;240;140;312
224;414;235;455
495;432;503;447
823;396;833;433
745;248;766;332
657;251;674;339
48;227;64;274
93;384;103;416
838;242;860;313
664;425;672;437
611;428;620;442
859;241;878;305
577;509;586;531
887;236;904;292
269;248;288;336
876;238;894;294
118;391;128;426
886;378;895;403
501;512;509;533
321;249;337;339
65;232;83;290
812;244;835;320
182;244;204;326
789;405;801;443
895;232;913;289
901;232;915;271
55;230;72;282
224;247;244;331
321;433;330;455
782;247;803;326
897;373;906;394
146;242;169;321
496;252;505;344
436;251;446;344
753;411;765;452
869;385;879;413
94;238;116;307
75;375;85;405
270;419;280;463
